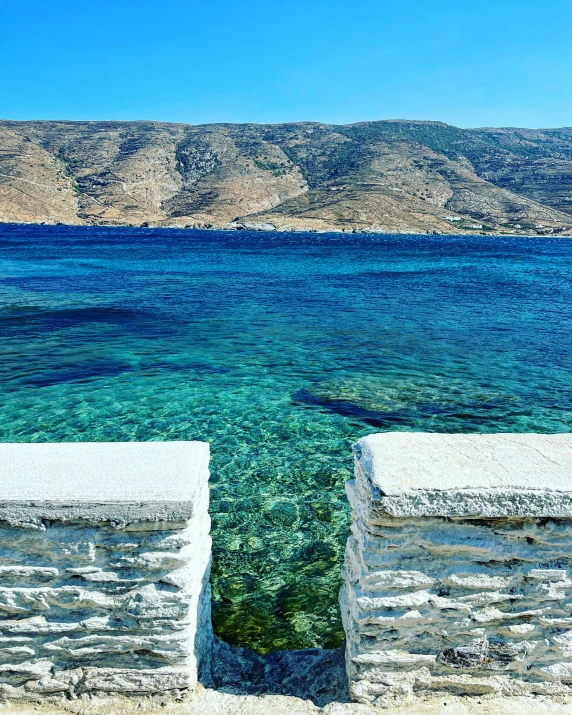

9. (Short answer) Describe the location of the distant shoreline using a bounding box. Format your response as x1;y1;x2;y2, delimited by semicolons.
1;220;570;240
2;119;571;239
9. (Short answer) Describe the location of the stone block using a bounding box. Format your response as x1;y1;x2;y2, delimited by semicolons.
342;433;572;706
0;441;212;698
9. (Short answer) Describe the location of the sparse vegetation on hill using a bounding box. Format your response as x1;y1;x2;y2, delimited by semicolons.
1;119;571;235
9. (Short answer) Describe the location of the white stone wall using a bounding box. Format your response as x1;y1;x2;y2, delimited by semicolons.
342;433;572;706
0;442;212;698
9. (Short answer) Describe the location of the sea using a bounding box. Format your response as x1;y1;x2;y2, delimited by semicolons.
1;223;572;652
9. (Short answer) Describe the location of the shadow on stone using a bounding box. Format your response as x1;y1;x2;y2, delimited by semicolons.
211;638;350;706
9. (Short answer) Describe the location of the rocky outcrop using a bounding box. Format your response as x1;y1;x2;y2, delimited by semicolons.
342;433;572;707
211;637;348;706
1;120;572;235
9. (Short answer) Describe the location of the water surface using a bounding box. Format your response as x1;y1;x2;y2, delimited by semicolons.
1;224;572;651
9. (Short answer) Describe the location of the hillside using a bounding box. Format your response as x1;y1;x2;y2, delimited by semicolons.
1;119;572;235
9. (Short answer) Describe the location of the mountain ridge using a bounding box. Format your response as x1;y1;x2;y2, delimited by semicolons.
1;118;572;235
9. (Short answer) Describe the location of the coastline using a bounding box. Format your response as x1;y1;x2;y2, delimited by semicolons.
2;120;572;240
2;219;571;239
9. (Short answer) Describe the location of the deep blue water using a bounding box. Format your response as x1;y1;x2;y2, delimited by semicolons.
2;224;572;651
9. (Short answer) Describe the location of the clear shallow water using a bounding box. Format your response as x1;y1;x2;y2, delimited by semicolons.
1;224;572;652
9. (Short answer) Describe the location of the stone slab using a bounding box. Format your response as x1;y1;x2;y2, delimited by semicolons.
0;441;209;523
2;691;572;715
354;432;572;517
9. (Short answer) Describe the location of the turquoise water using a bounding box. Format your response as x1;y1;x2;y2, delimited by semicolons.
2;224;572;652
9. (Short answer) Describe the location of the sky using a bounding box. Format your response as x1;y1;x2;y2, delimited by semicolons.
2;0;571;128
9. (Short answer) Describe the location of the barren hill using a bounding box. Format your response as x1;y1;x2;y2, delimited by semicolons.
1;119;572;235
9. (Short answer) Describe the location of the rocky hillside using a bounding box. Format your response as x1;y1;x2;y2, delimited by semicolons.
2;119;572;235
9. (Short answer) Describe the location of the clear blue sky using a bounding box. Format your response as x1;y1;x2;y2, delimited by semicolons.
2;0;571;128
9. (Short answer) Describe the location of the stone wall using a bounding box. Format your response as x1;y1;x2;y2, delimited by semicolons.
0;442;212;699
6;434;572;707
341;433;572;706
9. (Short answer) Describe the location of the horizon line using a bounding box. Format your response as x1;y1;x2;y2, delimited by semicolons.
1;116;572;132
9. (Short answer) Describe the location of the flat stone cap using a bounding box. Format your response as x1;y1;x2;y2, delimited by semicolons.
0;442;210;525
354;433;572;517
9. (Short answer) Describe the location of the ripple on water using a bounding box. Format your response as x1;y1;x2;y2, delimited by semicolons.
1;224;572;652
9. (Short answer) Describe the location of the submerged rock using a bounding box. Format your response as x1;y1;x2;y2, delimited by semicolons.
211;637;349;706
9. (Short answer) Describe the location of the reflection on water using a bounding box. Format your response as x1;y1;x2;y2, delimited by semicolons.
1;224;572;652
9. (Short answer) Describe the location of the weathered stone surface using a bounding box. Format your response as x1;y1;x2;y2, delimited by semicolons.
354;433;572;517
0;641;570;713
3;688;572;715
0;441;209;525
0;441;212;697
343;432;572;707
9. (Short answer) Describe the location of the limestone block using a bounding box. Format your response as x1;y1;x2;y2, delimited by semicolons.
0;441;212;698
342;433;572;707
